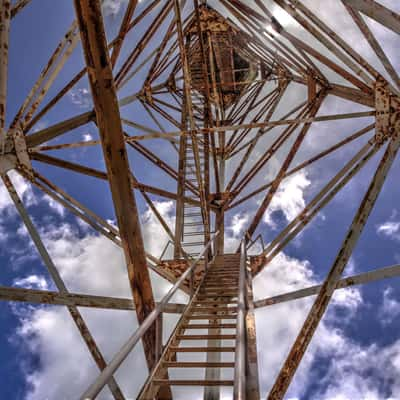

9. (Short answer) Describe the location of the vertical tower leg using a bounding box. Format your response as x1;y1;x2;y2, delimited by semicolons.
246;268;260;400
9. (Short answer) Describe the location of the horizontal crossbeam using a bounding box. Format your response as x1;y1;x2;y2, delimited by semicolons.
254;263;400;308
0;285;186;313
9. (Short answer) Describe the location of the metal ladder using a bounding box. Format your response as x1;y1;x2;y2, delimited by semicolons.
137;253;246;399
181;134;207;257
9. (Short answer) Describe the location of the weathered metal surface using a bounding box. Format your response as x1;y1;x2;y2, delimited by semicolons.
345;4;400;91
0;0;10;136
187;5;258;108
0;285;185;313
244;91;326;241
2;0;400;398
2;174;125;400
10;0;31;18
342;0;400;34
81;233;219;400
73;0;157;370
254;263;400;308
267;80;400;399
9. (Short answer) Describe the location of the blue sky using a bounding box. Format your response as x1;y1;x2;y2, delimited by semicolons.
1;0;400;399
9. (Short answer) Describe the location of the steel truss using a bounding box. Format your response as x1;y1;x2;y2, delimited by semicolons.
0;0;399;399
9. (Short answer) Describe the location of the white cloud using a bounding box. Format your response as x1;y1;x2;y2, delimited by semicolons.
380;287;400;325
13;275;49;291
312;338;400;399
377;221;400;241
7;200;398;400
9;201;184;399
0;170;36;213
229;212;249;237
41;194;65;217
262;171;311;228
82;133;94;142
102;0;129;17
252;251;375;398
141;200;175;259
30;120;48;133
68;88;92;109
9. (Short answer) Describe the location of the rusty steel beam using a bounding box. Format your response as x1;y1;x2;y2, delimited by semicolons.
10;0;31;18
2;174;125;400
30;152;211;209
0;285;186;313
174;96;187;259
110;0;138;67
342;0;400;34
173;0;210;242
254;263;400;308
244;92;326;241
115;0;173;87
268;80;400;399
11;20;80;130
26;111;95;147
73;0;157;370
279;0;378;85
230;101;313;200
345;4;400;90
229;123;375;209
0;0;10;134
253;142;379;277
226;87;286;193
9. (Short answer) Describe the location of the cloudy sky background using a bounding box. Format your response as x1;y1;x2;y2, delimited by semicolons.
1;0;400;399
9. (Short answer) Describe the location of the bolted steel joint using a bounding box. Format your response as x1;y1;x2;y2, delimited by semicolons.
374;77;400;145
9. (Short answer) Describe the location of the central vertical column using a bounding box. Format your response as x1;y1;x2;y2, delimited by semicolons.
204;136;225;400
174;97;187;259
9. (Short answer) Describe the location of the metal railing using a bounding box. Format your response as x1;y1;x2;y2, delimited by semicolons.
80;231;219;400
234;239;248;400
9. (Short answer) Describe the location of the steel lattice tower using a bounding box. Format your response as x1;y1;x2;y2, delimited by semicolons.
0;0;399;399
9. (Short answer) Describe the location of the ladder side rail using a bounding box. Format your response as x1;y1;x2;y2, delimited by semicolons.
234;240;248;400
80;231;220;400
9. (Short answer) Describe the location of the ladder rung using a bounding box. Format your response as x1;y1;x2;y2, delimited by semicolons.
169;346;236;352
206;270;240;273
193;304;237;309
187;314;237;320
190;309;238;315
176;334;236;340
193;300;237;306
196;295;238;299
163;362;234;368
182;323;237;329
152;379;234;386
184;221;204;225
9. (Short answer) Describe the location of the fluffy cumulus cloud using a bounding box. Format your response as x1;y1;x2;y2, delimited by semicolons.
0;170;36;213
262;171;311;229
312;338;400;399
380;287;400;326
9;200;183;399
102;0;129;17
13;275;49;291
68;87;92;109
253;253;400;399
7;196;388;399
6;196;399;399
377;212;400;241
